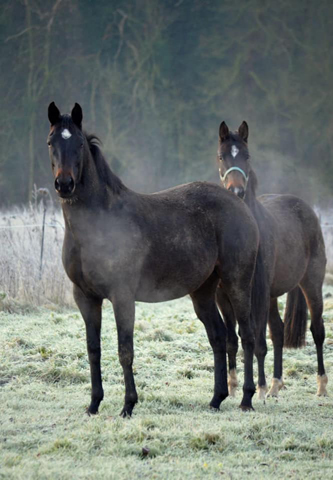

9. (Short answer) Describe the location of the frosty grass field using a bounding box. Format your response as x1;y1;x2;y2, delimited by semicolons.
1;206;333;479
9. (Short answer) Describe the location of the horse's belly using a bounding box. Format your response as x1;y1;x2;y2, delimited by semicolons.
135;285;193;303
135;260;215;303
270;253;307;298
76;242;217;302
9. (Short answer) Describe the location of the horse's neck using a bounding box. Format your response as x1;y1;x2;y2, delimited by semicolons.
244;170;273;242
61;153;115;228
244;170;260;217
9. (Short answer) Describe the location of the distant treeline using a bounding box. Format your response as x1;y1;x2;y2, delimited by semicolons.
1;0;332;205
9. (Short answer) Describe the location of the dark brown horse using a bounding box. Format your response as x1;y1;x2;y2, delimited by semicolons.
216;121;327;399
46;102;261;416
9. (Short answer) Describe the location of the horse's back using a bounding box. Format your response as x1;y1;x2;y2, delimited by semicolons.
133;182;259;300
258;194;326;295
149;181;259;258
259;194;323;249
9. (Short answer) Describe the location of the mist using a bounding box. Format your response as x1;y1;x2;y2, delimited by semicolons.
0;0;332;208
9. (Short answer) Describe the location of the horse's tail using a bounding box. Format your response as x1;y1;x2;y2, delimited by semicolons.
284;286;308;348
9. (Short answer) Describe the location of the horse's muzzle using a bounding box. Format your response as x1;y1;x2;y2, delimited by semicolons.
55;175;75;197
228;185;245;199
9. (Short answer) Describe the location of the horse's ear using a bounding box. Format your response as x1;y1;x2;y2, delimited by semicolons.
71;103;83;129
219;121;229;142
48;102;61;125
238;121;249;143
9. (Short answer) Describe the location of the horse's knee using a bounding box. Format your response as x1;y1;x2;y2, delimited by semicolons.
270;331;284;348
269;320;284;344
87;343;101;363
239;325;255;348
119;347;134;368
255;342;267;358
310;321;325;345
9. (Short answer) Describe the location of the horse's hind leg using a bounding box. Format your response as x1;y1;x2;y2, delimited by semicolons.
300;274;328;396
191;276;228;409
111;294;138;416
267;297;284;397
216;286;238;396
74;285;103;415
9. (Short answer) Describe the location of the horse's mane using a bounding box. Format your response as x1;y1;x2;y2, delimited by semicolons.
85;132;125;195
247;165;258;197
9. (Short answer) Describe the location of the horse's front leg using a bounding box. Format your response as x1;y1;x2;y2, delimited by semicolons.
111;295;138;417
228;287;255;410
73;285;103;415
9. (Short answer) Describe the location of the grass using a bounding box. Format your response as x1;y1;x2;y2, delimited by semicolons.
1;290;333;479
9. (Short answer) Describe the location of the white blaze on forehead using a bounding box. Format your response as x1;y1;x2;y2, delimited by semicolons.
61;129;72;139
231;145;239;158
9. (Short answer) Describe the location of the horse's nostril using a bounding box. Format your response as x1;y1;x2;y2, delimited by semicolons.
55;176;75;194
238;188;245;199
228;185;245;198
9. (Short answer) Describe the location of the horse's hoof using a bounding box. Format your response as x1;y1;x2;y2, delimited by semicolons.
317;374;328;396
257;384;268;401
120;405;134;418
209;404;220;411
86;405;99;416
120;410;132;418
239;404;254;412
210;392;227;410
267;378;284;398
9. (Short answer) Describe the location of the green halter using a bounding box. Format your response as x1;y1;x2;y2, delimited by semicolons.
220;166;248;184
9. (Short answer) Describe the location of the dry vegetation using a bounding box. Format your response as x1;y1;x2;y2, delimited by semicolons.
0;204;332;310
0;201;72;310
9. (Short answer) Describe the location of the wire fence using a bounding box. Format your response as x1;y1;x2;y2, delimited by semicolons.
0;188;72;309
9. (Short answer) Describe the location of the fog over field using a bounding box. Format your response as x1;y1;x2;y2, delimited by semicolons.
1;1;333;207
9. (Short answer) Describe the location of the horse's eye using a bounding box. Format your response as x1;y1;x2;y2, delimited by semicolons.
47;141;51;147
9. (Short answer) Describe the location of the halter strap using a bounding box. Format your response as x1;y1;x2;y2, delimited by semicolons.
220;166;248;183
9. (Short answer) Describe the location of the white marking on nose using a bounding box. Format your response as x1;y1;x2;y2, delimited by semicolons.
234;187;241;196
231;145;239;158
61;129;72;139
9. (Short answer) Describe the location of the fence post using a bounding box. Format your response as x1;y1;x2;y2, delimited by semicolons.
38;188;50;280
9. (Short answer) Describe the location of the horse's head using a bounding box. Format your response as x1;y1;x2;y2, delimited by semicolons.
217;121;250;199
47;102;85;198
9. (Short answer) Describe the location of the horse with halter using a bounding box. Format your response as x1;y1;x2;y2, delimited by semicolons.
216;121;327;399
47;102;261;415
